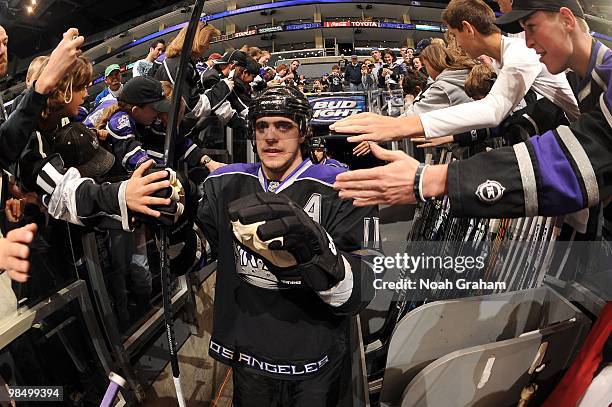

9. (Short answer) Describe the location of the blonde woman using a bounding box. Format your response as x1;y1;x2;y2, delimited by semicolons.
404;44;475;116
155;22;221;110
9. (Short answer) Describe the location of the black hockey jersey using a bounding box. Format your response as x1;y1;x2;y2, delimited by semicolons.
198;159;377;379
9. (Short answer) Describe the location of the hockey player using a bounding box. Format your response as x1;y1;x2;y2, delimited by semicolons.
197;86;377;406
310;137;349;169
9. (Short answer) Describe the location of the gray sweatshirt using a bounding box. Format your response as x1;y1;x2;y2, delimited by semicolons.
404;69;472;116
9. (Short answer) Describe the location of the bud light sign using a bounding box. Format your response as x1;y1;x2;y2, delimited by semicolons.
308;95;366;125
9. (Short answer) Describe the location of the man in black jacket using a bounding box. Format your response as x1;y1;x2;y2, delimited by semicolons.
200;50;247;91
345;55;364;92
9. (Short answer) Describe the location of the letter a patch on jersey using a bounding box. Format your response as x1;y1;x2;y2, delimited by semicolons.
304;193;321;223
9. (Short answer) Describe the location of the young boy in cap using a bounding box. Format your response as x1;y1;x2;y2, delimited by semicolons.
94;63;123;107
102;76;218;175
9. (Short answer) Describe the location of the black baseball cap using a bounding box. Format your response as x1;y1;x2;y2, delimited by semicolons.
213;50;248;67
54;122;115;178
245;58;261;75
414;38;432;56
118;76;171;113
495;0;585;34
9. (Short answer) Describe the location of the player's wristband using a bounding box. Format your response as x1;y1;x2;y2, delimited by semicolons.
413;163;428;203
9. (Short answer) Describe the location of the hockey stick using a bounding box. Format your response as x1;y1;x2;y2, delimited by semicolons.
537;218;561;286
526;217;554;288
160;2;207;406
516;216;546;290
100;373;126;407
506;217;537;290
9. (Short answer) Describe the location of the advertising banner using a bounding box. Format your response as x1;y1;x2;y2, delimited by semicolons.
234;29;257;38
259;25;284;33
308;95;367;125
324;21;351;27
284;22;322;31
352;21;379;27
379;22;415;30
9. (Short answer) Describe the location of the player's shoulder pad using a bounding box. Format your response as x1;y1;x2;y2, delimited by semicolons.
325;158;349;169
299;162;347;186
206;163;260;179
107;111;135;137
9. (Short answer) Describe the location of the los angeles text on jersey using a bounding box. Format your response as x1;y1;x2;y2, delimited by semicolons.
209;340;329;376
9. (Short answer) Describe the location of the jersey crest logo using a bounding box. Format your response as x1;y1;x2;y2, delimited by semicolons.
117;114;130;130
476;180;505;204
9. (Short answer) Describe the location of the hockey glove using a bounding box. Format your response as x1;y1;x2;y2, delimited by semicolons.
228;192;345;291
138;166;185;226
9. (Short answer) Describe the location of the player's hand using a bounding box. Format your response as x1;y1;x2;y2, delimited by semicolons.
353;141;374;156
228;193;345;291
330;112;421;143
413;135;454;148
0;224;37;283
334;142;419;206
126;160;184;222
35;28;84;94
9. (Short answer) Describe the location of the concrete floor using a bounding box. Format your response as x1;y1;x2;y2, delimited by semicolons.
145;273;234;406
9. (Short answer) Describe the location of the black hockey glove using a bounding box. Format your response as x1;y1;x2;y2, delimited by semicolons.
136;166;184;226
228;192;345;291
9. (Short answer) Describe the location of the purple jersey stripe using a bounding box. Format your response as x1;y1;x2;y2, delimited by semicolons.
213;163;260;176
300;161;346;185
528;130;584;214
127;150;150;171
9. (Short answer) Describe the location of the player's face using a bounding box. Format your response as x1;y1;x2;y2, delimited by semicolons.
255;116;305;178
0;27;8;77
313;148;325;162
521;11;572;75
